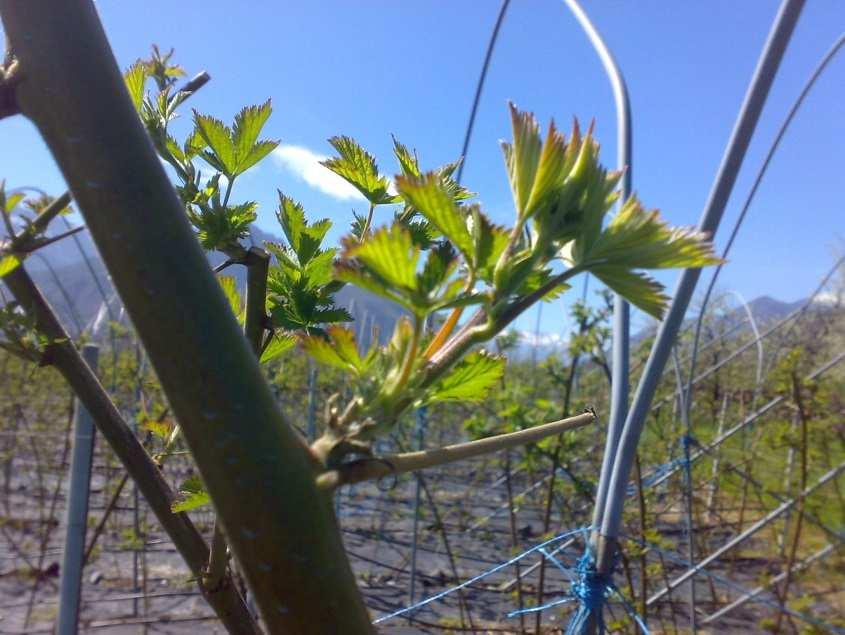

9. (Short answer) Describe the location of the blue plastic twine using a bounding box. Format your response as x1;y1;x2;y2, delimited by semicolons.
508;549;650;635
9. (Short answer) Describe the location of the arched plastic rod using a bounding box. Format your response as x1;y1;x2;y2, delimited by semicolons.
559;0;634;537
597;0;805;576
683;32;845;409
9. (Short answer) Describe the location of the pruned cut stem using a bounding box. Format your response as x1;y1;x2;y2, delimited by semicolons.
317;411;595;490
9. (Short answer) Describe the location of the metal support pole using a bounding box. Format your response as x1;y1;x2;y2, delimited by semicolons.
57;344;99;635
647;461;844;606
559;0;633;540
597;0;805;569
407;406;427;612
701;543;838;625
671;348;697;632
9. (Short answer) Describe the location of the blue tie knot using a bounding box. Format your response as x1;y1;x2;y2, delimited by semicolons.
571;553;610;611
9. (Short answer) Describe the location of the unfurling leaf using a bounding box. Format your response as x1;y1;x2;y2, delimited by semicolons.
276;193;331;266
423;351;505;405
345;225;419;292
267;194;348;334
392;136;421;177
501;103;543;218
188;200;256;249
2;191;25;214
469;208;509;283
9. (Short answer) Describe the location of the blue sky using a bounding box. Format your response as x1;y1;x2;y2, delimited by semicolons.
2;1;843;335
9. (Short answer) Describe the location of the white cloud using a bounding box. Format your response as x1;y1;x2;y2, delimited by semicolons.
814;290;843;305
272;144;365;201
507;329;567;348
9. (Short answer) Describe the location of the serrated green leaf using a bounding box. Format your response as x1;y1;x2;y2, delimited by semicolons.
396;172;473;260
184;129;207;158
240;140;277;174
502;102;543;218
233;101;273;166
276;193;307;256
590;265;668;319
583;196;722;270
517;268;571;302
276;193;332;266
424;351;505;404
171;475;211;513
312;307;353;324
347;225;419;292
0;254;21;278
303;249;336;288
164;135;187;164
335;262;408;309
322;136;396;205
189;200;256;250
194;112;236;175
193;102;279;177
524;119;572;218
260;333;296;364
393;136;421;177
124;61;150;113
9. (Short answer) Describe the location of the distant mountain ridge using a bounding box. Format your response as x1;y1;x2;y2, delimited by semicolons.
10;224;824;358
20;224;405;346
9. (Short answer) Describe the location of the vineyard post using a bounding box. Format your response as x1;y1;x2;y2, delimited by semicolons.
594;0;805;610
558;0;633;541
57;344;99;635
0;1;373;632
407;406;427;612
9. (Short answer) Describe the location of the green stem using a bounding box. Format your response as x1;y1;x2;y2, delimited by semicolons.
243;247;270;355
317;412;595;490
361;202;375;237
393;315;421;395
222;174;235;208
206;245;270;593
491;215;526;288
1;3;374;631
29;191;72;237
